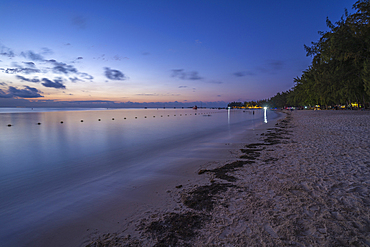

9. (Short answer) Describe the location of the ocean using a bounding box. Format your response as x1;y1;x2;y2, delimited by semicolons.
0;107;277;246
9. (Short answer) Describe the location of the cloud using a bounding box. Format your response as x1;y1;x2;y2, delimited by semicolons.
171;69;203;80
234;60;284;77
8;86;43;98
2;67;41;74
188;71;203;80
136;93;160;96
178;86;187;88
217;95;221;97
21;51;45;61
41;47;53;55
23;62;36;67
72;16;87;29
41;78;66;89
21;68;41;74
142;52;150;55
69;77;83;83
256;60;284;74
268;60;284;70
47;60;78;74
104;67;127;80
0;88;12;98
2;68;22;74
136;93;180;97
0;45;92;84
207;80;223;84
16;75;40;83
113;55;129;61
233;71;255;77
0;45;15;58
78;72;94;80
45;59;93;80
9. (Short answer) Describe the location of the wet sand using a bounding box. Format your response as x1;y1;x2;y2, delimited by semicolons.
40;110;370;246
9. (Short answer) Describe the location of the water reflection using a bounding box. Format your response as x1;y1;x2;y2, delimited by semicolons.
264;107;268;123
227;107;230;124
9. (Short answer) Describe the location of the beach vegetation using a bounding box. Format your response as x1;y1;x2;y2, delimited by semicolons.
255;0;370;109
228;100;267;109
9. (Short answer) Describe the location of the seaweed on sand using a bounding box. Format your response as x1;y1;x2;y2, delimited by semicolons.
144;212;211;247
85;233;142;247
198;160;255;182
239;147;264;160
182;182;235;211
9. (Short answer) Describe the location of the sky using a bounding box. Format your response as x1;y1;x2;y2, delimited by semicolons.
0;0;356;108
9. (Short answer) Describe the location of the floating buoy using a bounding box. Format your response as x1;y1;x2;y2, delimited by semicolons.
135;117;137;119
168;115;170;117
37;122;41;125
60;121;63;124
112;118;115;120
98;119;101;121
161;115;163;117
180;114;182;116
81;120;84;122
7;124;11;127
153;116;155;118
144;116;147;118
124;117;126;119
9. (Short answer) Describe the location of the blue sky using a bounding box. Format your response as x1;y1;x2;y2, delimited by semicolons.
0;0;355;107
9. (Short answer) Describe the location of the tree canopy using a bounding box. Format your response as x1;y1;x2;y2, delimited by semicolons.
267;0;370;109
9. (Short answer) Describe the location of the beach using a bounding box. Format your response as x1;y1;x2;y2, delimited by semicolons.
78;110;370;246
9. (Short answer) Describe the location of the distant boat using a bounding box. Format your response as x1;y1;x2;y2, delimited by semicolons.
193;105;197;110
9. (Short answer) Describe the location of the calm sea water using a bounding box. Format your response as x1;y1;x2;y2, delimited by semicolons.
0;108;276;246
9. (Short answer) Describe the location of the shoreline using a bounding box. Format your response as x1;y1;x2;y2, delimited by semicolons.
33;110;370;246
29;110;285;247
79;110;370;246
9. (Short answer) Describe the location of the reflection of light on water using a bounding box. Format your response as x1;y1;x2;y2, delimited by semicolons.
264;107;268;123
227;107;230;124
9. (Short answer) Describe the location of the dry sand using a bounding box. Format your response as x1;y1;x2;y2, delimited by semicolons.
54;110;370;246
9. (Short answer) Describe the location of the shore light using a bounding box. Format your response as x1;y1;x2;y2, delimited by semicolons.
264;107;268;123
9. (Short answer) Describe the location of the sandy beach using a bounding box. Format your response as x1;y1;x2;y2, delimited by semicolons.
38;110;370;246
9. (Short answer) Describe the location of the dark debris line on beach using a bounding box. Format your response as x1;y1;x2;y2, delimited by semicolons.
86;113;292;247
